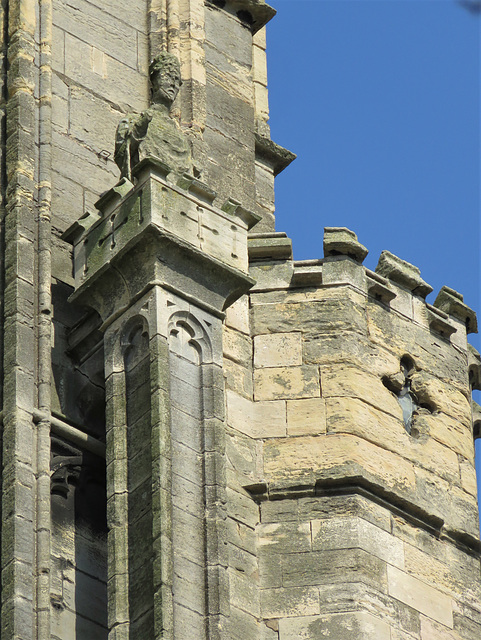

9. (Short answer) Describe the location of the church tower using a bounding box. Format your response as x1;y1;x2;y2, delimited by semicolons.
0;1;480;639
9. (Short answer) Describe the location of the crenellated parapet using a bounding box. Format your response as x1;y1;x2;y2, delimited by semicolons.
247;227;477;345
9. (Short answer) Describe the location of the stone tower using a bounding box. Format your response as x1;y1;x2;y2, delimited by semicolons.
0;1;480;639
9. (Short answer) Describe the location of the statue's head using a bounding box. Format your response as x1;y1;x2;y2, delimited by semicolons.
150;52;182;108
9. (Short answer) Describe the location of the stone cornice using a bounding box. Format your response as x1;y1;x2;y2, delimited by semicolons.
255;132;296;176
245;477;481;557
66;161;256;322
206;0;276;34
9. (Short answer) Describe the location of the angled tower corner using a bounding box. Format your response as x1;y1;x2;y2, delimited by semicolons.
0;1;479;640
239;227;481;638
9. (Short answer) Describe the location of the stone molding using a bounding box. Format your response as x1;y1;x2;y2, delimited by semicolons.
65;161;256;324
245;478;481;556
206;0;276;33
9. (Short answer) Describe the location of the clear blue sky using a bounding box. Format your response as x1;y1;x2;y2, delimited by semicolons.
266;0;481;510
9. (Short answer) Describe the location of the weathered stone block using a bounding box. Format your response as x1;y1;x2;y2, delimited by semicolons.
253;41;268;86
63;33;148;112
172;555;206;615
250;261;294;291
229;567;260;617
311;517;404;569
321;256;366;288
226;486;260;530
260;499;299;524
54;0;140;70
226;389;287;438
403;542;479;602
251;292;367;337
287;397;326;436
418;411;474;462
224;326;253;366
52;24;66;74
224;604;261;640
0;558;34;604
421;616;462;640
278;610;391;639
226;428;262;482
263;434;416;495
204;127;256;207
254;365;320;401
225;296;250;334
69;85;123;151
206;80;253;148
254;332;302;368
224;358;254;397
52;91;68;132
459;459;477;497
316;581;421;637
226;516;257;556
281;547;387;590
414;467;480;537
387;565;453;628
325;397;461;486
205;6;253;69
261;585;320;619
410;372;471;427
171;410;202;454
258;522;311;555
321;364;403;419
453;609;481;638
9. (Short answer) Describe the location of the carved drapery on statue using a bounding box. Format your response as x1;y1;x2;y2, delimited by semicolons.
114;52;192;181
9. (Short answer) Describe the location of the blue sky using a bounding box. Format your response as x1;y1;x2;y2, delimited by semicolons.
266;0;481;509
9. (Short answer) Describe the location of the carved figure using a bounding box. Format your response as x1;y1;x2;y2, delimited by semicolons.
114;52;192;180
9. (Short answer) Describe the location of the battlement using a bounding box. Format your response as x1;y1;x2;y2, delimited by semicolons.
247;226;478;345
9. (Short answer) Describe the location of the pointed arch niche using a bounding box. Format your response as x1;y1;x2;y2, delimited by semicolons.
122;315;155;638
167;311;217;639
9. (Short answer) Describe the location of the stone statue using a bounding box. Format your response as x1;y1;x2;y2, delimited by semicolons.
114;52;192;180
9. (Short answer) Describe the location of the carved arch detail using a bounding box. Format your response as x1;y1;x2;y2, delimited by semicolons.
168;310;213;363
120;314;150;355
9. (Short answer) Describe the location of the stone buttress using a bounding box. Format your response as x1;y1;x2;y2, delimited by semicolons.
66;158;258;639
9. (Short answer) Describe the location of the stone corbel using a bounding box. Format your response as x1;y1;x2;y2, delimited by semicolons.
222;198;261;230
365;269;396;304
50;437;83;498
426;304;456;339
207;0;276;33
255;132;296;176
248;232;293;261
